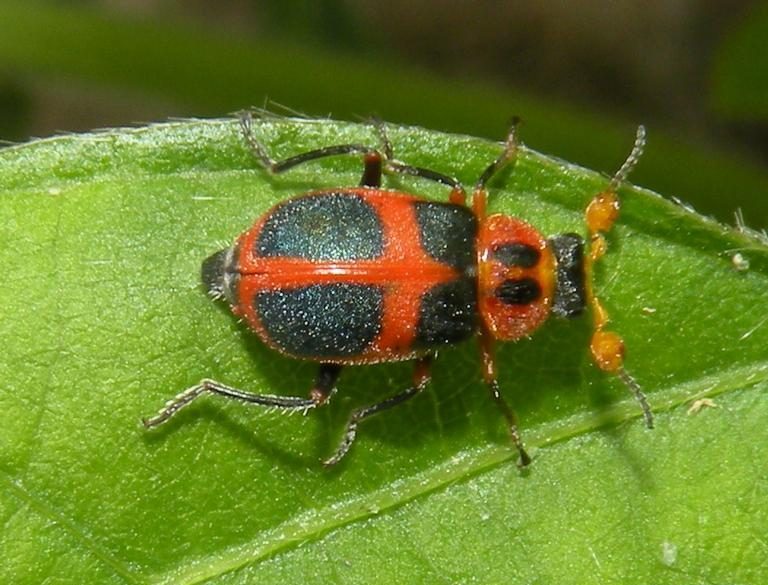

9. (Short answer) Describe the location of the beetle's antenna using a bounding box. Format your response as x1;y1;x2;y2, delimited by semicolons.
618;368;654;429
584;126;653;429
609;125;646;191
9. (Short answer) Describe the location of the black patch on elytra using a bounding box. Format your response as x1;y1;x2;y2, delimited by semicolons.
492;243;540;268
549;233;586;318
256;284;383;357
496;278;541;305
413;202;477;270
414;279;478;347
256;193;384;261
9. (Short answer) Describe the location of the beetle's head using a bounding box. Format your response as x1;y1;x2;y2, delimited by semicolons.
477;214;586;341
201;245;239;306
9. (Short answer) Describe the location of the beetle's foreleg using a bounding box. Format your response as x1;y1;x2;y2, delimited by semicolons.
472;117;522;218
323;355;433;466
478;330;531;467
142;363;342;428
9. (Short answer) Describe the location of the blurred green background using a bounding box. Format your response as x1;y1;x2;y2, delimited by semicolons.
0;0;766;228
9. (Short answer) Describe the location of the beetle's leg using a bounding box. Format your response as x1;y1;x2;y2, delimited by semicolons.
370;119;468;205
324;355;433;466
142;363;342;428
584;125;653;429
360;152;383;188
478;328;531;466
239;112;380;179
472;117;521;219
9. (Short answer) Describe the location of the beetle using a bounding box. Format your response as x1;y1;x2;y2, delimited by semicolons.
143;114;653;466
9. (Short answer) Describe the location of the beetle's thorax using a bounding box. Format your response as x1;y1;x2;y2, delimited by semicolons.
476;214;586;341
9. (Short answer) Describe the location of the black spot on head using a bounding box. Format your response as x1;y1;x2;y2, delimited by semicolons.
492;243;540;268
496;278;541;305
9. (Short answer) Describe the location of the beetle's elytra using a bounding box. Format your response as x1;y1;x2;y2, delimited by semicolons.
143;114;653;466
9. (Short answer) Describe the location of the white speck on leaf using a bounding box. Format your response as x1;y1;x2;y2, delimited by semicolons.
687;398;718;415
661;541;677;566
731;252;750;272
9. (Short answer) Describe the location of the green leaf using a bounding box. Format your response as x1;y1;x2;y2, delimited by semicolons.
1;119;767;584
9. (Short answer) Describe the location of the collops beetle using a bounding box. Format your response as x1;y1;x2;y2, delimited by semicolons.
143;114;652;466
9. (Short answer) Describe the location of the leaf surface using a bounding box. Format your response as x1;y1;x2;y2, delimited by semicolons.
1;119;767;584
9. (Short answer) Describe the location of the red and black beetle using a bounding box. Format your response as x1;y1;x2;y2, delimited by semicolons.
143;114;653;466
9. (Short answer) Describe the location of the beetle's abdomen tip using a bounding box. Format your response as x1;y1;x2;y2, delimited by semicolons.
201;248;230;298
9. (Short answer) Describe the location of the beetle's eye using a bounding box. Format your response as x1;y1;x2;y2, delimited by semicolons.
492;243;540;268
495;278;541;305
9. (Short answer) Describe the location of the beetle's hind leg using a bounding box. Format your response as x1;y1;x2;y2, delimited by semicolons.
369;119;467;205
324;355;433;466
239;111;382;185
142;364;342;428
